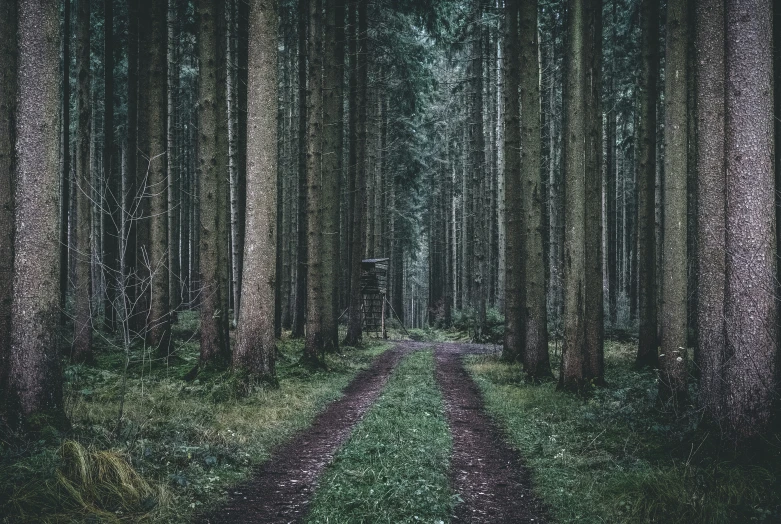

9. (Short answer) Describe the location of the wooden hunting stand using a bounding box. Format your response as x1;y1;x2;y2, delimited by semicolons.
360;258;388;338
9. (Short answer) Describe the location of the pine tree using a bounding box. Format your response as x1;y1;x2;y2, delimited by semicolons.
73;0;93;363
198;0;230;364
635;0;660;369
502;0;522;363
9;0;65;427
520;0;552;381
0;0;17;418
558;0;587;392
723;0;776;440
233;0;278;382
659;0;688;402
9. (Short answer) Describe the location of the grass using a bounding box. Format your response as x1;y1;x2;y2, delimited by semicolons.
306;349;454;524
0;311;390;523
465;341;781;523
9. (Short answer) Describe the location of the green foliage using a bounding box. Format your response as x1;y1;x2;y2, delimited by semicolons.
0;313;390;523
466;342;781;523
306;350;454;524
447;307;504;343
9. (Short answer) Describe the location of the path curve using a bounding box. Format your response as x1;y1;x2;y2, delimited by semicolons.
198;343;413;524
434;342;548;523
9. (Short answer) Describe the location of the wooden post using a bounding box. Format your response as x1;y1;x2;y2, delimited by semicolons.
381;294;386;338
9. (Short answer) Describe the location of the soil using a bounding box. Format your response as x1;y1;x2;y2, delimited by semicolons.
198;340;548;523
198;344;410;524
434;342;548;523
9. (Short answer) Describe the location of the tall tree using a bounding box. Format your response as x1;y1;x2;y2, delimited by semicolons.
9;0;65;427
558;0;587;392
695;0;726;421
125;0;139;325
583;0;604;384
73;0;93;363
198;0;230;364
305;0;326;362
470;0;487;339
321;0;345;351
0;0;17;418
723;0;776;440
60;0;71;323
104;0;120;330
659;0;688;402
293;0;308;338
635;0;660;368
606;0;618;326
345;0;368;347
520;0;552;380
167;0;180;317
145;0;170;353
233;0;278;383
502;0;522;363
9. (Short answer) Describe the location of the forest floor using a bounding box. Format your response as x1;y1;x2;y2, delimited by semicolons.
3;318;781;523
199;340;547;523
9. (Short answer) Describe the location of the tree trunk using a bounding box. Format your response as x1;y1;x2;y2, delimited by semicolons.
659;0;689;402
104;0;120;331
606;0;618;326
520;0;552;381
125;0;139;327
320;0;344;351
723;0;776;440
635;0;660;369
583;0;604;384
345;0;368;346
167;0;180;318
145;0;170;354
9;0;65;427
72;0;93;363
198;0;230;364
558;0;587;393
0;0;17;419
233;0;278;382
60;0;71;325
305;0;325;362
502;0;522;363
292;0;308;338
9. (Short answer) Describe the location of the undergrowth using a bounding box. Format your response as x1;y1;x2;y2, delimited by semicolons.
466;342;781;523
306;349;454;524
0;311;389;523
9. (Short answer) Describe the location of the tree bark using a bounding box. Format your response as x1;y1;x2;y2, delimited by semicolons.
558;0;587;393
724;0;777;440
320;0;344;351
345;0;368;346
304;0;325;362
659;0;688;402
233;0;278;382
198;0;230;364
292;0;308;338
10;0;65;427
104;0;120;330
145;0;170;354
0;0;17;419
167;0;180;318
520;0;552;381
635;0;660;369
73;0;93;363
583;0;604;384
502;0;522;363
60;0;71;325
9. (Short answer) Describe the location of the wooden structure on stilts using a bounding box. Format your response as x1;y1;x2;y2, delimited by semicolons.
360;258;388;338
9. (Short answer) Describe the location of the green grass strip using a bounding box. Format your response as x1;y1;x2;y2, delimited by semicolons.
465;342;781;524
0;314;391;524
306;350;454;524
